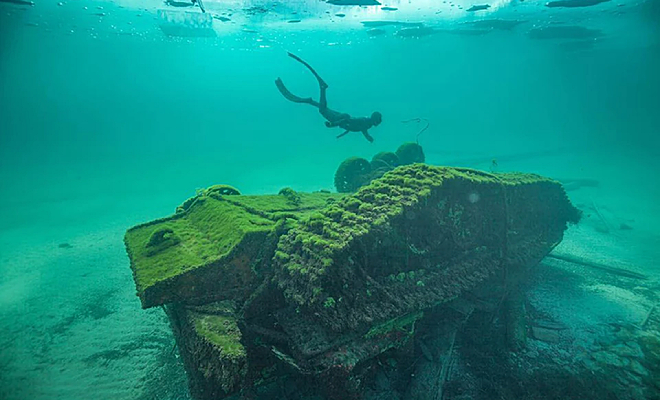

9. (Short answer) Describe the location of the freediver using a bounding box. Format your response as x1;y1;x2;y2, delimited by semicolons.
275;52;382;143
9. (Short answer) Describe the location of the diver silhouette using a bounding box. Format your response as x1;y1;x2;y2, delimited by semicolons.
275;52;382;143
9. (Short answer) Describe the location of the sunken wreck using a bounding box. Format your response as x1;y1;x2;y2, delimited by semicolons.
124;151;581;399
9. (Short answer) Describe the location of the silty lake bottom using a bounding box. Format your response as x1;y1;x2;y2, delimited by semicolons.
0;0;659;399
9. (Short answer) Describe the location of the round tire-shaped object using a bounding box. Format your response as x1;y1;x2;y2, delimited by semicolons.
205;184;241;196
371;151;399;170
395;142;425;165
334;157;372;193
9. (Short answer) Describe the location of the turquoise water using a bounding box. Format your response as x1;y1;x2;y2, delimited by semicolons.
1;0;659;399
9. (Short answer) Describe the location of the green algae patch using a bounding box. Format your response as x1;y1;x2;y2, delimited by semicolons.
225;191;344;219
365;311;424;339
125;189;344;308
273;164;581;344
166;301;248;398
193;313;245;359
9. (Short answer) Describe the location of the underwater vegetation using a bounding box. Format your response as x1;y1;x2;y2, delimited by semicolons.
334;142;425;193
334;156;372;193
395;142;426;165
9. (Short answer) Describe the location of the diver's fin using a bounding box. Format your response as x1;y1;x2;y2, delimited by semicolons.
275;78;320;107
286;52;328;89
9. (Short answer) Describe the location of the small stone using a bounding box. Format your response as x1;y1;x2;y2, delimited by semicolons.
592;351;627;368
610;342;644;359
596;335;617;347
639;332;660;359
620;222;633;230
581;356;601;371
526;349;539;359
531;326;560;343
628;359;648;377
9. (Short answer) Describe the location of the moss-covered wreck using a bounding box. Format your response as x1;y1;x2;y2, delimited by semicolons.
124;165;580;400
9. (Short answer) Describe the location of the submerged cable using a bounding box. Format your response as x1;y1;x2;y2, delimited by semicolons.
401;118;430;144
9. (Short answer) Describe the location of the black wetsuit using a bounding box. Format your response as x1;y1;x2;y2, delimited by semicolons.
275;53;379;143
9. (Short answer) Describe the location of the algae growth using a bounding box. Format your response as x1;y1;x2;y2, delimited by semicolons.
124;186;343;307
193;313;246;359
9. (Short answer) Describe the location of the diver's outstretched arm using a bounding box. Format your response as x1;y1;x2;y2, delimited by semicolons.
286;52;328;89
275;78;320;107
361;130;374;143
337;130;350;139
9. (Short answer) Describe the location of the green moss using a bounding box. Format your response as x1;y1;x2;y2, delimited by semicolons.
287;263;304;272
325;206;344;222
278;187;302;206
176;196;197;214
226;193;344;217
395;142;425;165
274;164;579;309
324;297;336;308
334;157;372;193
365;311;424;338
145;228;180;256
371;152;399;170
205;184;241;196
125;191;345;296
358;202;374;213
193;313;246;359
126;198;274;292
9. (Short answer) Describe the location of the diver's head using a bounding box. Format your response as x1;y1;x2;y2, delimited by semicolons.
371;111;382;126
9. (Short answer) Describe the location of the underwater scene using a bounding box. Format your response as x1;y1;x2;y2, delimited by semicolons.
1;0;659;399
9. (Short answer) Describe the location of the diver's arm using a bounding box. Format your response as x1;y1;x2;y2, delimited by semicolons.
336;130;350;139
361;130;374;143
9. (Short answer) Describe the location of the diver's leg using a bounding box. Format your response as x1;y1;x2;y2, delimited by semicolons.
318;79;335;121
319;84;328;110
